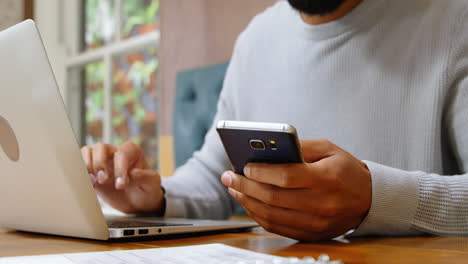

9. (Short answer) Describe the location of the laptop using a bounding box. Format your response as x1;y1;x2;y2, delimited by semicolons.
0;20;258;240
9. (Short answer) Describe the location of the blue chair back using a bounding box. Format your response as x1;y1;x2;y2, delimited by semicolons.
173;62;229;168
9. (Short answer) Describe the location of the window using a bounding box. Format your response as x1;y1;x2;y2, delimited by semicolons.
66;0;160;169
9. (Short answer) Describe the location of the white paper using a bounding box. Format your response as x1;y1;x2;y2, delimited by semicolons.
0;244;288;264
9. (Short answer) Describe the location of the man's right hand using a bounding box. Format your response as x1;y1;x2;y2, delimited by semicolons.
81;141;164;214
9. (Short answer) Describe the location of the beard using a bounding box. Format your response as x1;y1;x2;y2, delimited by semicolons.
287;0;348;16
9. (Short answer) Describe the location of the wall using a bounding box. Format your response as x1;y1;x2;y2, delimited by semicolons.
0;0;24;31
159;0;275;135
158;0;275;176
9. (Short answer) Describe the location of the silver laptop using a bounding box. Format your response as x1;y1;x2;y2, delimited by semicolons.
0;20;257;240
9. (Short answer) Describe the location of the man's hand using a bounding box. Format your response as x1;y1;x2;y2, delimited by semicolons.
81;141;164;214
221;139;372;242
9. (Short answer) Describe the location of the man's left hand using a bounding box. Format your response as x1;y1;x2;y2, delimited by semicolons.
221;139;372;242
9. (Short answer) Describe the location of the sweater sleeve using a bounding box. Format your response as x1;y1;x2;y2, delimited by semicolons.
352;161;468;236
160;33;248;219
353;8;468;237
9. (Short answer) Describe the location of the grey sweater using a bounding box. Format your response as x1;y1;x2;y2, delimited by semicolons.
162;0;468;236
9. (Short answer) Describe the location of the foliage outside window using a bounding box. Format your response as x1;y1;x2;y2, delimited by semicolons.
85;61;105;145
85;0;115;50
83;0;160;169
122;0;160;39
112;48;159;168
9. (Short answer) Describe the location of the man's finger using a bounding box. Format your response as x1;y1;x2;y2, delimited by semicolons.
114;141;142;190
223;171;337;214
222;171;313;210
92;143;117;184
81;146;94;175
300;139;336;163
232;189;336;241
129;168;161;192
230;187;332;233
244;161;329;188
243;206;321;242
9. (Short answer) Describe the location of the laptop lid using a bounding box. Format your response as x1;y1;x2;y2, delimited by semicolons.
0;20;110;240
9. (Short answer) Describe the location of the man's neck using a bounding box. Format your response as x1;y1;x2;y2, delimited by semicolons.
300;0;363;25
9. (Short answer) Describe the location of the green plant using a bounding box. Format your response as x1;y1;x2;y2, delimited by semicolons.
85;0;115;49
85;61;105;125
123;0;159;37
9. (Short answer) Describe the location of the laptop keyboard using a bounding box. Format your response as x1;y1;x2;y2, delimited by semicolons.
107;220;191;228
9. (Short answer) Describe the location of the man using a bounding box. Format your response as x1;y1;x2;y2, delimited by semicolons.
81;0;468;241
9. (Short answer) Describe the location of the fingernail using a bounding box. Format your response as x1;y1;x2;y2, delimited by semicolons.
244;166;250;177
221;172;232;186
97;170;106;184
115;177;124;189
89;173;96;184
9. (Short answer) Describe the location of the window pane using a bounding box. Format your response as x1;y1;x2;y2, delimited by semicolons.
85;0;115;50
84;61;105;146
122;0;159;39
112;48;159;169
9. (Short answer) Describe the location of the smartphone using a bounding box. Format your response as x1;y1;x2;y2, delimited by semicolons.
216;120;303;175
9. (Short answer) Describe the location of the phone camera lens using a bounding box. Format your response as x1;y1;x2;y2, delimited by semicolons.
249;140;265;150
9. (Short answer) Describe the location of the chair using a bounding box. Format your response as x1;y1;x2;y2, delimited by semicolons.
173;62;229;168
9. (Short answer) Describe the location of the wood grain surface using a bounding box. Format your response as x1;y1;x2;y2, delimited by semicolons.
2;226;468;263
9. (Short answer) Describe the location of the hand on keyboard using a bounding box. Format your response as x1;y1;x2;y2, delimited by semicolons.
81;141;165;214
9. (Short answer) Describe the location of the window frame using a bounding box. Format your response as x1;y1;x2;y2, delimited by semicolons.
65;0;160;146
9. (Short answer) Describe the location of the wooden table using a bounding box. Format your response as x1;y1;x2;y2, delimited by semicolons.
1;226;468;263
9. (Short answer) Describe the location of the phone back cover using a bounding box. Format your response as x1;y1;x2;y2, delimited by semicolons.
217;128;302;175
